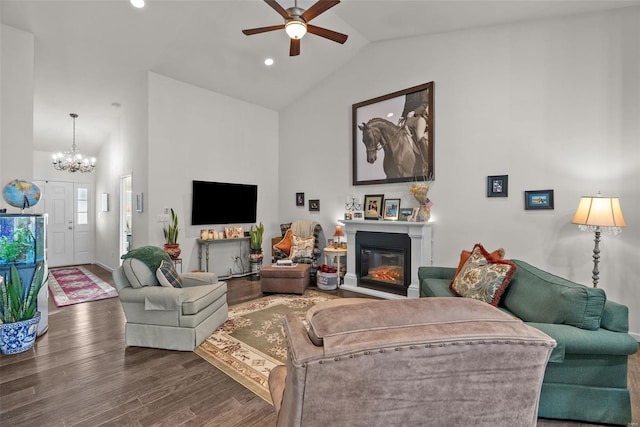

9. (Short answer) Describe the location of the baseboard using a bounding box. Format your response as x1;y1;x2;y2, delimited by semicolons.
630;331;640;342
94;261;114;272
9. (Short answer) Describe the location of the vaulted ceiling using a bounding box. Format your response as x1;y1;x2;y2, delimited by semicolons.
2;0;638;155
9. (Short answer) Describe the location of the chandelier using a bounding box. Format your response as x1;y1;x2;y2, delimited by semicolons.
52;113;96;173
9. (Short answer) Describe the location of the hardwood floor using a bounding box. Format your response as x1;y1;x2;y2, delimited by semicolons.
0;264;638;426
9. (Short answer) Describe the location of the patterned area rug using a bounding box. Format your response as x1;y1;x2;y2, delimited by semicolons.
195;290;338;404
48;266;119;307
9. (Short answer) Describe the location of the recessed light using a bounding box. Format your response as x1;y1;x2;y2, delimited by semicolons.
264;58;274;66
130;0;145;8
387;112;394;118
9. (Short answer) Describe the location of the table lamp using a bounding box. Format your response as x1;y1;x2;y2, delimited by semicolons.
571;193;625;288
333;226;344;248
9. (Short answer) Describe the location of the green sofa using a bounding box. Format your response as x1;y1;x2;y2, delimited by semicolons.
418;259;638;426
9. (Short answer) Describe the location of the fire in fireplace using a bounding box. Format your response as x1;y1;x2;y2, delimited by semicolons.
356;231;411;296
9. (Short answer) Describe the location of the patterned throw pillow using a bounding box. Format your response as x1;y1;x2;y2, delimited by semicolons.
156;260;183;288
454;247;505;278
449;243;516;307
289;234;315;260
273;229;294;256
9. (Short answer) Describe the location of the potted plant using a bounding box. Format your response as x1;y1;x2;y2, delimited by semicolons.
249;223;264;277
163;208;181;259
0;262;45;354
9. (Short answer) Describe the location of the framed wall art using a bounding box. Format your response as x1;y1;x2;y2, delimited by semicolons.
363;194;384;220
309;199;320;212
487;175;508;197
382;198;400;221
296;192;304;206
525;190;554;210
353;82;434;185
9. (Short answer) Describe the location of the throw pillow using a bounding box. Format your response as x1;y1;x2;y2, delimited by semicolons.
289;234;315;260
273;229;294;256
156;260;183;288
454;246;505;279
449;243;516;307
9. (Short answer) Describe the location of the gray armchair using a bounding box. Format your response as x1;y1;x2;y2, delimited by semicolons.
274;221;323;278
112;257;228;351
269;297;556;427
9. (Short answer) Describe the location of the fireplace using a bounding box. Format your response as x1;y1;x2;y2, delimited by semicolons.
341;220;433;299
357;231;410;296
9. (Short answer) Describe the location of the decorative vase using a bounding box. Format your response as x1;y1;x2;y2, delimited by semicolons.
0;312;41;355
163;244;181;260
249;249;264;279
409;183;432;222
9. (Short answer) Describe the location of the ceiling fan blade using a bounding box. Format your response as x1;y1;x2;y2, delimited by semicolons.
242;24;285;35
290;38;301;56
307;24;348;44
301;0;340;22
265;0;291;20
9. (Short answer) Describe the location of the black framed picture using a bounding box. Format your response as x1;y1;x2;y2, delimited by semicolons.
363;194;384;220
353;82;434;185
399;208;414;221
296;192;304;206
309;199;320;212
525;190;554;210
487;175;508;197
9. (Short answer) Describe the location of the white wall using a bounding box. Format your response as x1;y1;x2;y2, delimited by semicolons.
279;7;640;337
0;24;34;207
147;73;279;277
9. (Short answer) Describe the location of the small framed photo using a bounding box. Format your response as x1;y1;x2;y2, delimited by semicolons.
364;194;384;220
525;190;554;210
487;175;508;197
136;193;143;213
383;198;401;221
296;192;304;206
352;211;364;220
344;212;353;220
399;207;414;221
309;199;320;212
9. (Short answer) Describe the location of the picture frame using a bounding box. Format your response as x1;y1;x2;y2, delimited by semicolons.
399;207;414;221
363;194;384;220
382;198;401;221
309;199;320;212
352;211;364;220
487;175;508;197
525;190;554;210
353;82;434;186
136;193;143;213
344;212;353;220
296;192;304;207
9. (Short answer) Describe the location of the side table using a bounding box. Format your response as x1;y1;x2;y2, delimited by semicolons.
324;246;347;286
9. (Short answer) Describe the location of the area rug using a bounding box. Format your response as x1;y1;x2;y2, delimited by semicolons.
48;266;119;307
194;290;339;404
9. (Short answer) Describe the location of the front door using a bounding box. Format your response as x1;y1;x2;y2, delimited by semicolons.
45;181;75;267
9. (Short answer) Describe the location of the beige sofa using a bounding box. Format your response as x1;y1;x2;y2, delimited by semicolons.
112;258;228;351
269;297;556;427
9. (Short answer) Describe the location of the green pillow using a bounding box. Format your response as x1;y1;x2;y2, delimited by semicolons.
501;260;606;330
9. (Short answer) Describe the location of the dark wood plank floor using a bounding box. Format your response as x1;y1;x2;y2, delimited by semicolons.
0;264;637;426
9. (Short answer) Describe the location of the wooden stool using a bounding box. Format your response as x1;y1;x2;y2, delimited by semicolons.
260;263;310;295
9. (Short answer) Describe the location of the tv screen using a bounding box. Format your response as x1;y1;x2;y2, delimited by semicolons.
191;180;258;225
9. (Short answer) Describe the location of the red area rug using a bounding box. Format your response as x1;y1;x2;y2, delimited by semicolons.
48;266;118;307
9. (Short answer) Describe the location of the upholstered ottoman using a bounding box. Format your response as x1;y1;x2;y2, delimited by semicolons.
261;263;310;294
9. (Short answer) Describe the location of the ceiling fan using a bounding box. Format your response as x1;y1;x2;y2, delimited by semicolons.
242;0;348;56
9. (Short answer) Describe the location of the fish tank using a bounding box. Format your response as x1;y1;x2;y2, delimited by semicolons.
0;213;48;335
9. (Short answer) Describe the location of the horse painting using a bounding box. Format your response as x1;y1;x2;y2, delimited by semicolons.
358;118;428;179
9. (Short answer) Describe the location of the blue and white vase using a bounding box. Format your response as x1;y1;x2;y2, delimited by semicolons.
0;312;41;355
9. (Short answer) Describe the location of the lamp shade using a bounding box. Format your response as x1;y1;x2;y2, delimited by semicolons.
333;226;344;238
572;196;626;228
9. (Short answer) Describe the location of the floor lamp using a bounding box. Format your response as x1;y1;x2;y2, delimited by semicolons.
571;194;626;288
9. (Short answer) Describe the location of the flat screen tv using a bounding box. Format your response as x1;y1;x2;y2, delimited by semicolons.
191;180;258;225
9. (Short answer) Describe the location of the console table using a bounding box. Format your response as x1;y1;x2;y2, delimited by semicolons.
196;237;250;273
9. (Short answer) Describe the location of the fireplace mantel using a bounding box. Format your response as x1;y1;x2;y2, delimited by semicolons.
341;220;433;299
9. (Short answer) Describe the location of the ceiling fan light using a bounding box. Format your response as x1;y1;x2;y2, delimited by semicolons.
130;0;145;8
285;19;307;39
